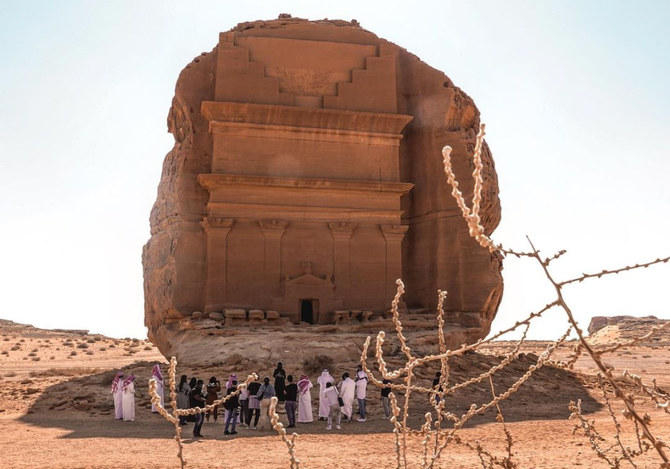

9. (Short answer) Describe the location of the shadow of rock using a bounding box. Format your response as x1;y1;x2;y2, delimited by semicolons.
405;352;604;427
20;353;602;438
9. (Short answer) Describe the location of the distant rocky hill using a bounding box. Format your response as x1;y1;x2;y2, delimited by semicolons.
588;315;658;334
0;319;92;339
587;316;669;346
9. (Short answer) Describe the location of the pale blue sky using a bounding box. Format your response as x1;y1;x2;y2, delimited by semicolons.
0;1;667;339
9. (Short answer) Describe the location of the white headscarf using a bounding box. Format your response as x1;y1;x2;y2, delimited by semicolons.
317;369;334;388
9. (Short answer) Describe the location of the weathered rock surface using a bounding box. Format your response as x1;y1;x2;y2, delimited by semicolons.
143;17;503;363
588;315;658;335
587;316;668;347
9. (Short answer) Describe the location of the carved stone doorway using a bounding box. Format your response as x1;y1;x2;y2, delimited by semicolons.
300;299;318;324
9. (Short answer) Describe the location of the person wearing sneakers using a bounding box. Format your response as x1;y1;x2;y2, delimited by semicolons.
189;379;206;438
323;381;341;430
284;375;298;428
355;366;368;422
224;380;239;435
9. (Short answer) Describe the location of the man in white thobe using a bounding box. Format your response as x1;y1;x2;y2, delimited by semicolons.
121;374;136;422
355;366;368;422
317;369;334;420
338;372;355;421
151;364;164;413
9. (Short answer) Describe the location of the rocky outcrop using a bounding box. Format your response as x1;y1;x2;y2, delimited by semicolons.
588;315;658;335
142;17;503;362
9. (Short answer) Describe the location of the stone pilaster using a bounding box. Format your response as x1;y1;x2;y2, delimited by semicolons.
328;222;357;300
380;224;409;308
258;220;289;297
201;217;235;311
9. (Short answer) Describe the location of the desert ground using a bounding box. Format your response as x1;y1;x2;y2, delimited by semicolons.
1;318;669;469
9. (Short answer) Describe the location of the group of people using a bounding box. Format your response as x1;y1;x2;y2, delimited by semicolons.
110;371;137;421
316;365;373;430
112;361;396;437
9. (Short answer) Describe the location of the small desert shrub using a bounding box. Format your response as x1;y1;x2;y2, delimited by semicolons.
28;352;37;357
76;343;88;349
3;337;9;341
29;367;100;378
302;354;334;375
108;344;115;348
143;346;152;351
31;348;38;352
70;351;77;356
50;356;55;360
86;351;94;355
4;372;17;377
32;357;40;361
1;350;8;355
19;339;25;342
10;345;20;351
99;369;118;386
99;347;107;352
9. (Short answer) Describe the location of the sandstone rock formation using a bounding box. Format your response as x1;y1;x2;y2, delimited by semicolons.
588;315;659;335
143;17;503;363
588;315;658;334
587;316;668;347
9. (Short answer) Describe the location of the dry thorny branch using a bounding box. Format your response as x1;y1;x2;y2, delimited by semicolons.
357;123;669;469
149;121;668;468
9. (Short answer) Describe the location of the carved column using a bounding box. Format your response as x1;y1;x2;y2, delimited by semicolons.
259;220;289;298
329;222;357;300
201;217;235;312
380;224;409;308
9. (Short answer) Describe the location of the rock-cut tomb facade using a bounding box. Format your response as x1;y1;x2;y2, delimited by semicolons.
142;17;503;362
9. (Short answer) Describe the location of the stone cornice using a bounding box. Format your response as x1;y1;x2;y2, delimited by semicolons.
198;173;414;194
201;101;413;135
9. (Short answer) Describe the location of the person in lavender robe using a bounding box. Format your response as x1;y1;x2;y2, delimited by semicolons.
110;371;124;420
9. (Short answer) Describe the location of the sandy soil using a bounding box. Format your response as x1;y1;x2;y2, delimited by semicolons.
1;319;669;469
